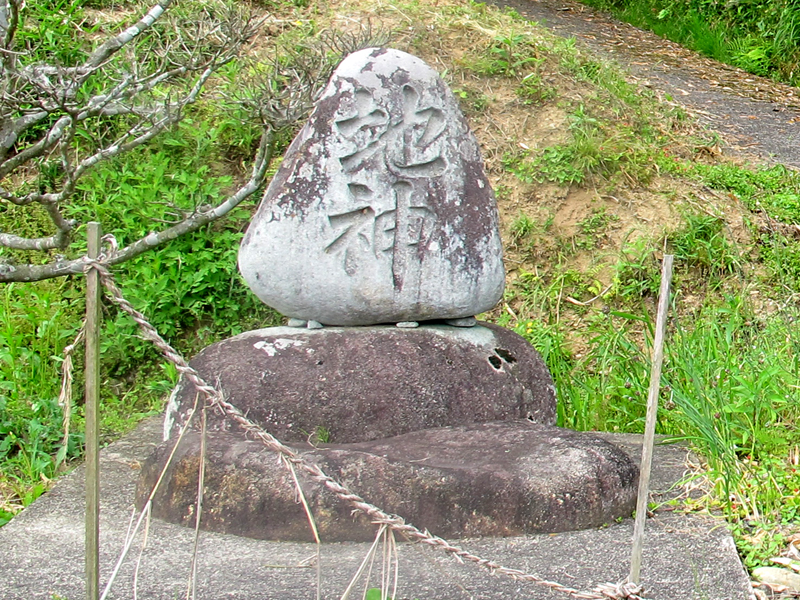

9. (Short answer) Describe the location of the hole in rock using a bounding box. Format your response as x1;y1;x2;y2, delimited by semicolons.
494;347;517;364
487;355;503;370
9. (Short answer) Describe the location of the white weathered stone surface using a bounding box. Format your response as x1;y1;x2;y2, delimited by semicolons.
239;48;505;326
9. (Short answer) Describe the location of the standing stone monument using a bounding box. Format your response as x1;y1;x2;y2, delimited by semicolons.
139;48;639;542
238;47;505;326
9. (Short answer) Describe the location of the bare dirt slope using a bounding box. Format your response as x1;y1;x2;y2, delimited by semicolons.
488;0;800;167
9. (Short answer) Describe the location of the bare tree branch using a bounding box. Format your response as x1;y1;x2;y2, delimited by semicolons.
0;0;20;54
0;128;276;282
0;229;70;252
0;1;351;283
84;0;176;71
76;67;214;175
0;114;72;178
0;109;48;161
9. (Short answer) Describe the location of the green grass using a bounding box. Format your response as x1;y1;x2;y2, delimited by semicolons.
575;208;620;250
499;107;800;566
16;0;94;64
0;283;81;472
667;214;742;281
505;277;800;568
501;89;686;187
4;0;800;577
467;33;545;77
503;204;800;567
0;0;286;516
578;0;800;86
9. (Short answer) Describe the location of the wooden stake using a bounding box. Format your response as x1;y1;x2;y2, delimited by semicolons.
629;254;674;585
85;222;102;600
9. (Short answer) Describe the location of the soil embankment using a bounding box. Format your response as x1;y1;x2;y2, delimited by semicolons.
490;0;800;167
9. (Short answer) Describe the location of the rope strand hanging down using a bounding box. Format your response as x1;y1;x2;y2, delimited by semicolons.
82;250;644;600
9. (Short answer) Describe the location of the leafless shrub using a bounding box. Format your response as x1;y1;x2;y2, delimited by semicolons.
0;0;397;283
319;19;394;58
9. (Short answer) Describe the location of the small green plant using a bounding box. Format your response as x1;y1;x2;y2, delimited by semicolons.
509;212;539;243
0;508;12;527
307;426;331;445
667;214;741;280
451;87;490;114
574;208;619;250
471;33;543;77
516;72;556;104
613;236;662;298
505;146;586;185
731;520;786;570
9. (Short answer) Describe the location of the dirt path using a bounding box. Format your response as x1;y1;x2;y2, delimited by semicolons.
489;0;800;168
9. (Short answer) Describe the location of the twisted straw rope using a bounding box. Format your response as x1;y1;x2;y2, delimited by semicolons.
84;250;644;600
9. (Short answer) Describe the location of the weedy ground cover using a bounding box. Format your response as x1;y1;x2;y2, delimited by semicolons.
2;0;800;577
0;0;285;518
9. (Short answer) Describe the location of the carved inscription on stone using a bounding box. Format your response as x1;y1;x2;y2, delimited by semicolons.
325;182;434;287
238;47;505;326
326;85;444;289
337;86;446;176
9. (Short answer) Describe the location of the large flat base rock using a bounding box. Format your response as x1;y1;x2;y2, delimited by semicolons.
139;421;638;541
0;417;753;600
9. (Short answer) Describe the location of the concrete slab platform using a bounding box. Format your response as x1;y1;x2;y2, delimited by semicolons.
0;417;752;600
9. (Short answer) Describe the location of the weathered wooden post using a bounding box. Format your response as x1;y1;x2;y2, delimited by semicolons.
629;254;674;585
85;222;102;600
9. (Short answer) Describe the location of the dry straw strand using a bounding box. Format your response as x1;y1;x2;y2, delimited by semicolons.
187;404;208;600
283;455;322;600
56;326;85;466
100;390;203;600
